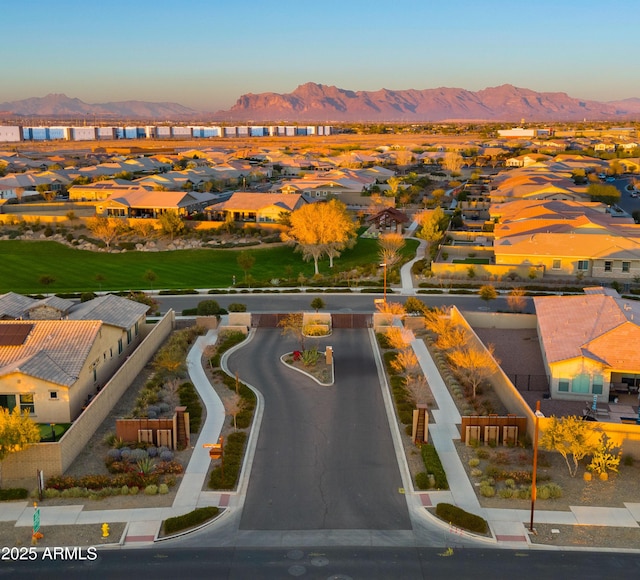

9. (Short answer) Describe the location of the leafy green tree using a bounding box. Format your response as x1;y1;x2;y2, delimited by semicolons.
158;210;185;241
417;207;449;245
38;274;56;293
0;407;41;486
143;269;158;289
587;183;621;205
86;216;126;249
36;183;56;201
237;251;256;284
310;297;325;312
540;416;597;477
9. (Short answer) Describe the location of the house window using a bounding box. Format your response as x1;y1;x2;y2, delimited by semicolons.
118;338;123;354
592;375;604;395
577;260;589;271
604;261;612;272
552;259;561;269
0;394;17;411
127;329;132;344
572;374;590;393
558;379;570;392
135;322;139;336
19;394;35;413
623;262;631;273
49;391;58;400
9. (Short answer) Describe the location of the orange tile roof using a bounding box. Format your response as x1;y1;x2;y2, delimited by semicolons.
534;294;640;368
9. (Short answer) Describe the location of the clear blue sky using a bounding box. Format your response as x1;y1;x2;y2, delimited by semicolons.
3;0;639;111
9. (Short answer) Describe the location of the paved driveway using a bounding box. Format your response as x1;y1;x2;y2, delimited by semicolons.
227;328;411;531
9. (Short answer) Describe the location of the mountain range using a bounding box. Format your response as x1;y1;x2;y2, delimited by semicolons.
220;83;640;122
0;93;199;120
2;84;640;122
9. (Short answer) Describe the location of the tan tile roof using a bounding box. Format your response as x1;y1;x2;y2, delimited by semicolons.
0;293;37;319
207;192;306;212
534;294;640;368
0;320;101;386
69;294;149;328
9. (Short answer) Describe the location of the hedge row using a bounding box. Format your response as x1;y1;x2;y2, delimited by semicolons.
179;381;203;433
435;502;488;535
0;488;28;501
208;431;247;490
421;444;449;490
163;506;220;535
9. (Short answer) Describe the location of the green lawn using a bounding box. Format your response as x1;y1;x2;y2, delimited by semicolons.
0;238;419;294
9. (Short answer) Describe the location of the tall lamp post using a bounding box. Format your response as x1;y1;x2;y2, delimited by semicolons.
380;263;387;304
529;401;544;532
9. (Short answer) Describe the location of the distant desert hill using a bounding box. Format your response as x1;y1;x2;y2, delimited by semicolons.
0;93;200;120
217;82;640;122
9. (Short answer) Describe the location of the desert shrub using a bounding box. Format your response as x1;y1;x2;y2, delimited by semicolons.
196;299;221;316
129;448;148;462
144;485;158;495
415;472;430;490
106;449;121;462
129;486;139;495
155;460;184;475
421;444;449;489
376;332;393;349
537;485;551;500
435;503;488;534
228;303;247;312
504;478;516;488
147;446;158;458
121;485;130;495
61;487;87;498
163;506;219;535
470;468;483;477
159;450;174;462
468;458;480;467
498;488;514;499
544;483;563;499
43;488;60;498
120;448;132;462
479;485;495;497
517;486;532;500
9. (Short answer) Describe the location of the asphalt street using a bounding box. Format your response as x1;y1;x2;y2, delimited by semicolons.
226;328;411;531
3;547;640;580
157;293;531;315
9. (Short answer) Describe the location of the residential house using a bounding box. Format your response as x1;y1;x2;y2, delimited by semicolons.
535;289;640;401
206;192;308;223
68;179;142;201
491;199;640;279
97;188;217;218
0;294;149;423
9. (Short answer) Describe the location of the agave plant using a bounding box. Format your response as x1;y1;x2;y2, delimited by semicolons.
136;457;156;475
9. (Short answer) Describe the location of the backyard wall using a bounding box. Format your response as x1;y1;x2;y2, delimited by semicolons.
2;310;176;486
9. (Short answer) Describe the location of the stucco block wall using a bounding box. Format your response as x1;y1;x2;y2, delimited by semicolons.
2;311;175;485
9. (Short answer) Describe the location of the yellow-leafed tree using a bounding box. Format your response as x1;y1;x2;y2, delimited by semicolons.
0;408;41;486
282;200;357;275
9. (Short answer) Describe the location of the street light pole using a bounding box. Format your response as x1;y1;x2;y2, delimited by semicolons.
529;400;542;532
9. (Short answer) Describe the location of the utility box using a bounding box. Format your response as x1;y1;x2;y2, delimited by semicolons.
484;425;500;446
465;425;481;446
138;429;153;444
